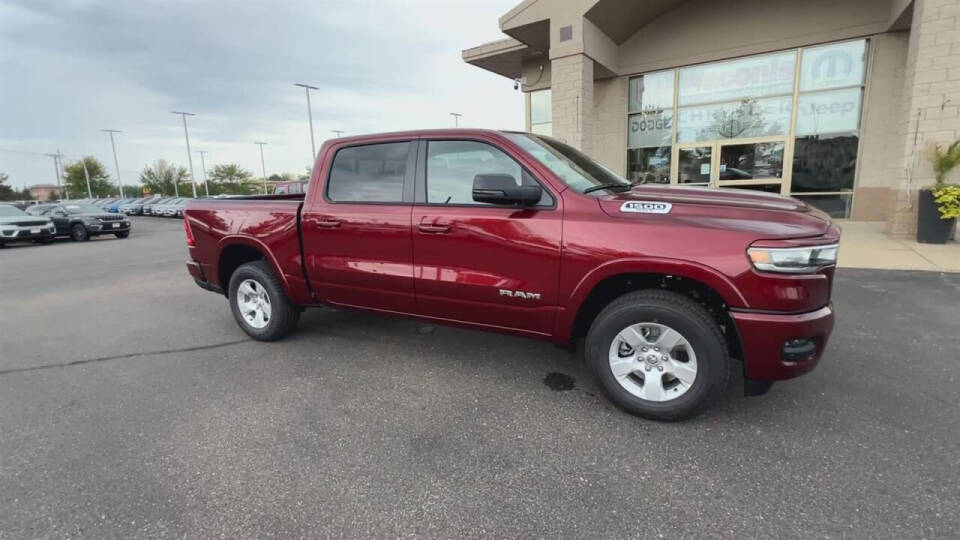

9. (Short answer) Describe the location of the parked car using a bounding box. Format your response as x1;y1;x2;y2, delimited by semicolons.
168;198;189;217
184;129;840;421
26;203;131;241
106;198;137;213
150;198;178;217
142;197;172;216
0;203;56;247
119;196;159;215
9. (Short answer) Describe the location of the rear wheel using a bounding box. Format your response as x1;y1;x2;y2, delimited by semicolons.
71;224;89;242
228;261;300;341
585;290;729;421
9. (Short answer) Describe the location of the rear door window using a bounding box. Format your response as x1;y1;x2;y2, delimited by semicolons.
327;142;411;203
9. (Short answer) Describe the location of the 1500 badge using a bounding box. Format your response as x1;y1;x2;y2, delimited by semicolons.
620;201;672;214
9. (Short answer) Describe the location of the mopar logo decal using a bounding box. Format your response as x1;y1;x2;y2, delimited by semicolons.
620;201;672;214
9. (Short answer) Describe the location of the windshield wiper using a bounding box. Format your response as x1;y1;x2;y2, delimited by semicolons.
583;181;636;194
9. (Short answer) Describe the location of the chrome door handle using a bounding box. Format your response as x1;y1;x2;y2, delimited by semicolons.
316;219;341;228
418;223;451;234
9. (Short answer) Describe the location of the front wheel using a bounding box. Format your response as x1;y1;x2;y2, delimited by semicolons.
585;290;729;421
71;224;89;242
228;261;300;341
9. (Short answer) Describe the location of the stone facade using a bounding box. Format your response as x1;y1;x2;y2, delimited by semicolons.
550;54;594;155
889;0;960;236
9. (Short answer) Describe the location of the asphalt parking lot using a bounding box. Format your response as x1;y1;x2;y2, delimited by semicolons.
1;217;959;538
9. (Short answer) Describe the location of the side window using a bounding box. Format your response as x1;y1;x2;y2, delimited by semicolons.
327;142;410;203
425;140;551;206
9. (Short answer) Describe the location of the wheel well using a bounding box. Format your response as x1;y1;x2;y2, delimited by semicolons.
571;273;743;360
218;244;265;296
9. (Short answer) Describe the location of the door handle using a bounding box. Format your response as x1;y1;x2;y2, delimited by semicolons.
316;218;341;228
418;223;451;234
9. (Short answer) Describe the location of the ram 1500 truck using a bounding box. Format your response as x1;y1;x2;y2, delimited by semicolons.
184;130;839;420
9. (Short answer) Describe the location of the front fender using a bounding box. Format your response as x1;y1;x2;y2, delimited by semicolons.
552;257;747;343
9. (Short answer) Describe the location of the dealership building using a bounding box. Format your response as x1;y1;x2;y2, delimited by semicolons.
464;0;960;236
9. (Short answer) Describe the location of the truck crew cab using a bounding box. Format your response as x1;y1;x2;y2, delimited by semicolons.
184;130;839;420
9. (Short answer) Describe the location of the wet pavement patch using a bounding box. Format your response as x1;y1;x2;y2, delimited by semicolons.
543;372;575;391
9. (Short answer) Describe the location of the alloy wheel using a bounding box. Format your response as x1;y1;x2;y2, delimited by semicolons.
608;322;698;402
236;278;272;329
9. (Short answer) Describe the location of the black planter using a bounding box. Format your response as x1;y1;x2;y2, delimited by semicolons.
917;189;956;244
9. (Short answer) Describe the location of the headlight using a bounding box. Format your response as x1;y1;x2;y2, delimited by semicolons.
747;244;838;274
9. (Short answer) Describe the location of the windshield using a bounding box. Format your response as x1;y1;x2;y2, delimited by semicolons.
63;204;104;214
504;133;631;194
0;205;26;217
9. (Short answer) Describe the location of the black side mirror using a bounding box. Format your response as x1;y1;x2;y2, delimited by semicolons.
472;174;542;206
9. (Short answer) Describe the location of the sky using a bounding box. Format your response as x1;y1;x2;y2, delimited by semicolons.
0;0;523;191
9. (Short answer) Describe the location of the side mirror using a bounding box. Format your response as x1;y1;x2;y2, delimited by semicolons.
472;174;542;206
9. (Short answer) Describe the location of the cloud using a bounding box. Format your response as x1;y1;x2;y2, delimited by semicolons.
0;0;522;189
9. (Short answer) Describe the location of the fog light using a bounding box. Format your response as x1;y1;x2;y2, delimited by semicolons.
782;338;817;363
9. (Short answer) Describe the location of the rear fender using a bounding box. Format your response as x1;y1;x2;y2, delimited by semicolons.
215;235;312;305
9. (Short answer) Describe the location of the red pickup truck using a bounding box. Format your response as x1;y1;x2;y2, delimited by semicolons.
184;129;839;420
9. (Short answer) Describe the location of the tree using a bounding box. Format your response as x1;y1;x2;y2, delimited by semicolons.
208;163;252;184
140;159;189;196
63;157;115;198
0;172;15;201
206;163;257;195
18;187;32;201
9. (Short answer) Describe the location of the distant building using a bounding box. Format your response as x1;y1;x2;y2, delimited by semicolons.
28;184;62;200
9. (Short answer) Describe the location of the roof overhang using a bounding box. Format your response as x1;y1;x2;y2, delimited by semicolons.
462;38;546;79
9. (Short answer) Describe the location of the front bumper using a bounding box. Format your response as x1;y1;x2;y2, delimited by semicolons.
87;221;131;234
0;225;56;242
731;304;835;381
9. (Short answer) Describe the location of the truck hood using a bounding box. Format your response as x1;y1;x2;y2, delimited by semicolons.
597;185;832;238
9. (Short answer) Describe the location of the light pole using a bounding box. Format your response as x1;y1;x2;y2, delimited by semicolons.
294;83;319;162
450;112;462;127
195;150;209;197
255;142;268;194
44;153;63;199
331;130;344;138
171;111;198;198
101;129;124;197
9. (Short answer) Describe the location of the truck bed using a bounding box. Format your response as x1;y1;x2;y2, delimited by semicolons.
184;196;314;305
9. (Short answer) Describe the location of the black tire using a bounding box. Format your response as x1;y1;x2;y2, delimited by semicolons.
115;231;130;238
585;290;729;421
228;260;300;341
71;224;89;242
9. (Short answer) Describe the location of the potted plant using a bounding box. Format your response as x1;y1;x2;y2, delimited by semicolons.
918;141;960;244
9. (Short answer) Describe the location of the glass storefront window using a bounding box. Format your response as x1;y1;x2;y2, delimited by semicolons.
678;51;795;106
793;194;853;217
791;134;858;193
530;89;552;136
629;70;674;112
628;111;673;148
719;142;785;180
677;96;792;143
627;147;671;184
795;87;862;136
622;39;867;218
678;147;711;184
800;40;867;92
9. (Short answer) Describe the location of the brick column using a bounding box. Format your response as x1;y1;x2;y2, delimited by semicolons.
551;54;594;154
888;0;960;236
